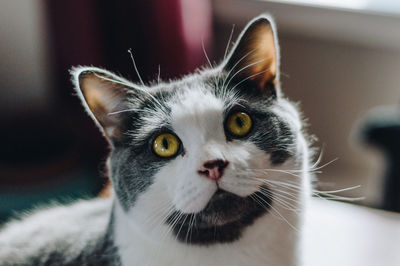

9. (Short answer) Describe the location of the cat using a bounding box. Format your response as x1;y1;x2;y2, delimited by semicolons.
0;15;311;266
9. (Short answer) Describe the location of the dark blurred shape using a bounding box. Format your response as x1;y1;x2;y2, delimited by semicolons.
361;105;400;212
1;0;212;222
0;114;106;222
44;0;212;99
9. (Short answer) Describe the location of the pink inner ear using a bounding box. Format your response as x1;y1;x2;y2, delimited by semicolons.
247;25;277;87
224;17;278;92
78;70;128;138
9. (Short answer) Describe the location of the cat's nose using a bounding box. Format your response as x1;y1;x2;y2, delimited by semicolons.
198;159;229;181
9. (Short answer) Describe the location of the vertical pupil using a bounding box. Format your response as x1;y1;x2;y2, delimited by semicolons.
235;116;244;128
162;137;169;149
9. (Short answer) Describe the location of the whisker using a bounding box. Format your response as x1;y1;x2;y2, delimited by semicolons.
159;211;179;242
202;37;213;69
223;24;235;60
252;193;299;232
94;73;168;116
310;146;325;169
310;158;339;172
249;194;275;218
185;214;195;244
146;203;174;231
202;37;221;94
230;69;270;92
157;64;161;84
314;185;361;194
190;214;197;244
108;106;164;118
161;211;182;242
174;213;189;242
221;49;255;91
314;187;365;202
259;186;300;204
316;195;365;202
128;48;145;87
258;188;300;212
252;179;303;204
224;58;268;92
245;168;303;178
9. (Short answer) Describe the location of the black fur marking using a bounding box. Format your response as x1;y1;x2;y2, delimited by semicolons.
220;96;294;165
230;78;277;101
249;110;294;165
110;144;170;211
114;89;173;147
166;186;272;245
209;74;293;166
109;91;175;211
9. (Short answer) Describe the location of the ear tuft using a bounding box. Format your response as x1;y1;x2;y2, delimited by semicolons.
224;15;279;95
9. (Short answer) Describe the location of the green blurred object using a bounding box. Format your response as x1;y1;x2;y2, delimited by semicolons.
0;167;100;224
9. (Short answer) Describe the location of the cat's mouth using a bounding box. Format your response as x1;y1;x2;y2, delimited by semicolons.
196;189;250;225
165;186;271;245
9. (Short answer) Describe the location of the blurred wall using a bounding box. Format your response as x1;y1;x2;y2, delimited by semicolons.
0;0;213;221
1;0;398;212
0;0;51;114
213;0;400;206
277;35;399;205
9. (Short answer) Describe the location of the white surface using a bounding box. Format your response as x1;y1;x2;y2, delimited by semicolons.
269;0;400;15
305;198;400;266
213;0;400;50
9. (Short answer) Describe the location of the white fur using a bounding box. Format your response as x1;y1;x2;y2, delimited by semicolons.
2;15;313;265
113;85;311;266
0;198;111;264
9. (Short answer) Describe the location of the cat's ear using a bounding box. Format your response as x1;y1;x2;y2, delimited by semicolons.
71;67;133;140
224;15;279;96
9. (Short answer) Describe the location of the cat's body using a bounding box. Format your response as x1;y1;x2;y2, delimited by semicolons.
0;15;312;266
0;199;116;265
0;192;306;266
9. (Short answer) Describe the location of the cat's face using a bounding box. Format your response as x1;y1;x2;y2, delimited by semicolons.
73;16;308;245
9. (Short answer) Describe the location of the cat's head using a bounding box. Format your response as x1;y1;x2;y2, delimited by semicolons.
72;15;309;245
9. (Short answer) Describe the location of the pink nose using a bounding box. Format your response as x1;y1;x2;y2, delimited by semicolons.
198;159;229;181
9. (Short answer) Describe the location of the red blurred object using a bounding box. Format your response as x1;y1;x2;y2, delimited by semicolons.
40;0;213;195
43;0;213;100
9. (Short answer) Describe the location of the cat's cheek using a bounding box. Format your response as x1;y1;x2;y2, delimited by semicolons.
219;176;258;197
172;180;217;213
216;142;269;197
151;159;217;214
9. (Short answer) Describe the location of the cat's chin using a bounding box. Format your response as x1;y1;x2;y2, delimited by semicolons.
196;189;253;225
165;186;271;245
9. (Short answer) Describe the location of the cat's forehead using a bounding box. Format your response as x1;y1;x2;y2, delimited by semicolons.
169;86;226;141
170;86;223;118
166;74;241;123
129;78;226;142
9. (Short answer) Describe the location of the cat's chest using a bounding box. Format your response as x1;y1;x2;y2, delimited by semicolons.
113;204;301;266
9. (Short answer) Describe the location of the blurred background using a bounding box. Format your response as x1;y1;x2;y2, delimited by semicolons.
1;0;400;223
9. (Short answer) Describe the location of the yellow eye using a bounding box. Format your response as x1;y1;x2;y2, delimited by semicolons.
153;133;180;157
226;112;252;137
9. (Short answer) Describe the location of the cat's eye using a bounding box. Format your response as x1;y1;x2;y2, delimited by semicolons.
226;111;252;137
153;133;181;158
